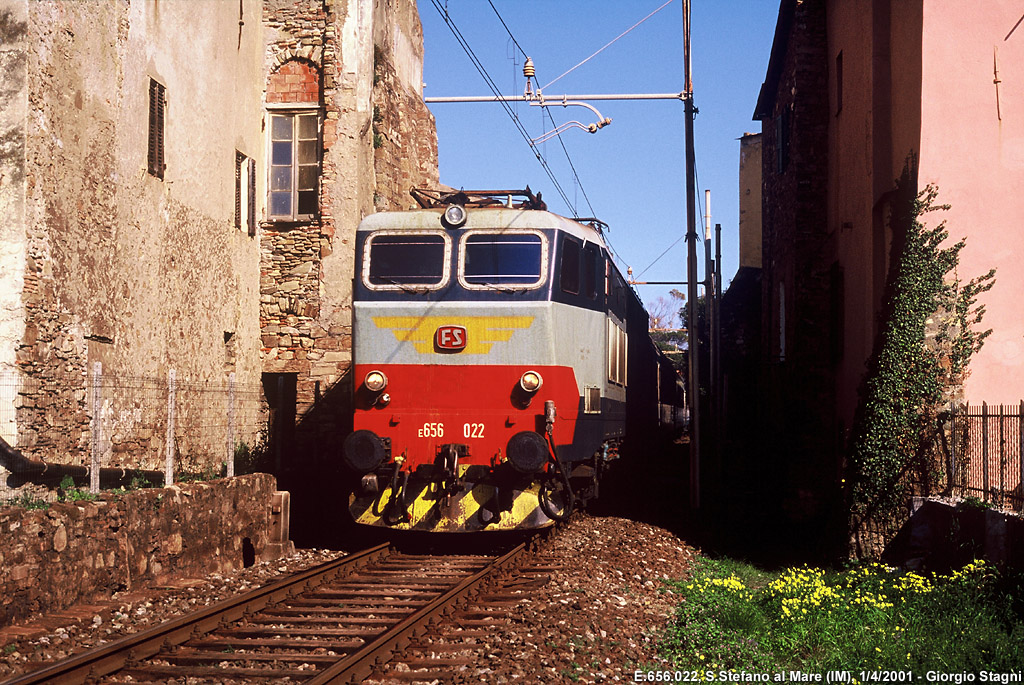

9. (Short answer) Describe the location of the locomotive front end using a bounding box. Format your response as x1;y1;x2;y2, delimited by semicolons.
345;197;598;533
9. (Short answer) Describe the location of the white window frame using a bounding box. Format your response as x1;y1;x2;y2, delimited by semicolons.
457;229;549;291
361;229;452;292
266;104;320;222
607;318;628;386
235;151;256;236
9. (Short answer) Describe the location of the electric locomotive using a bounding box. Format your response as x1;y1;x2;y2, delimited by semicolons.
342;188;677;532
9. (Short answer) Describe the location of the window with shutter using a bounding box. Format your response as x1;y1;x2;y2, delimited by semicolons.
234;151;245;229
148;79;166;179
247;158;256;236
234;152;258;235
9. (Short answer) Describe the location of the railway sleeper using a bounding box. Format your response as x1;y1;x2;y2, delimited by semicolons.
372;669;462;682
245;614;397;626
188;637;364;651
261;605;415;617
161;650;341;665
121;663;317;680
286;596;430;606
215;625;379;638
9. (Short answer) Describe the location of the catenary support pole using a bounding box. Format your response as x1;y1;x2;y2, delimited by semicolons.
683;0;700;510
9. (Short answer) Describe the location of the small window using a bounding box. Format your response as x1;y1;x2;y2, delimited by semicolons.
775;106;790;174
583;245;599;299
268;111;319;221
607;320;628;386
583;386;601;414
835;51;844;115
459;230;546;290
147;79;166;179
364;231;450;290
560;238;581;294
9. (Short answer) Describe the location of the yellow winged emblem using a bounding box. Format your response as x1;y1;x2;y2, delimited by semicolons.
373;316;534;354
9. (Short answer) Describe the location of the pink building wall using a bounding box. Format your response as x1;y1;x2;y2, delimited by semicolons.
918;3;1024;403
827;0;1023;422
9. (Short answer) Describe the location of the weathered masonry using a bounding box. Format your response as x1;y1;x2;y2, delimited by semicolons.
0;0;438;482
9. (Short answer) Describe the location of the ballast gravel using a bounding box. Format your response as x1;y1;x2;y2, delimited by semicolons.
0;513;695;683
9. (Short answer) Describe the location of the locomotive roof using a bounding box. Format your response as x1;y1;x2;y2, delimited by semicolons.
357;208;609;249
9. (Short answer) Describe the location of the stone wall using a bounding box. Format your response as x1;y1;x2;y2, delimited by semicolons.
0;474;287;628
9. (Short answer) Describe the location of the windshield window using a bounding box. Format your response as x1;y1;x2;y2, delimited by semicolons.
462;232;545;287
365;232;448;288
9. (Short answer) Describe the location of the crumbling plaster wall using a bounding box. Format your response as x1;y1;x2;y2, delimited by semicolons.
14;0;265;465
0;1;29;445
372;0;438;211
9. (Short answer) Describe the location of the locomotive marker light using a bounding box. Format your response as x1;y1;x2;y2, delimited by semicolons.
364;370;388;393
442;203;467;228
519;370;543;393
513;369;544;408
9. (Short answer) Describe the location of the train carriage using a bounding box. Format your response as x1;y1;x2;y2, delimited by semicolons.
342;189;680;532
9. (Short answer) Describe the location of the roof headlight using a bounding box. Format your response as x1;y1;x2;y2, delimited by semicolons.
364;370;388;393
442;204;467;228
519;370;543;393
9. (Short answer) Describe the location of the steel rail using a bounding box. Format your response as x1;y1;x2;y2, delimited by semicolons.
307;542;526;684
2;543;390;685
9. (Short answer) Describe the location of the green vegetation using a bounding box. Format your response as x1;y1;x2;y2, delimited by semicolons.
57;475;98;503
659;556;1024;673
234;435;271;475
848;174;994;551
1;491;49;510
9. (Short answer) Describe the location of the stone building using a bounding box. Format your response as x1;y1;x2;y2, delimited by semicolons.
750;0;1024;548
0;0;437;481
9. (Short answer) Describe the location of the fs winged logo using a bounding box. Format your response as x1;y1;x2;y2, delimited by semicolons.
372;316;534;354
434;325;467;351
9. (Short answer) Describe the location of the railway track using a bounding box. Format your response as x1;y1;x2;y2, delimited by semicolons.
3;539;560;684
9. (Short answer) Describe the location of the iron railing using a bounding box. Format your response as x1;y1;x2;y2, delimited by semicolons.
940;401;1024;511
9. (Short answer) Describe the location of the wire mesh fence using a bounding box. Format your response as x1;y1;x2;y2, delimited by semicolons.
0;367;269;505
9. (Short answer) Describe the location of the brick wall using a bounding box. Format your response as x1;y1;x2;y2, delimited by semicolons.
757;0;840;536
0;474;287;628
267;59;320;104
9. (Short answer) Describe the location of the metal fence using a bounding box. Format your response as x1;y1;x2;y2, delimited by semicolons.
939;402;1024;511
0;366;269;504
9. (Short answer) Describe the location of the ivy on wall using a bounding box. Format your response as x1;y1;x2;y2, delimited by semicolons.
848;168;995;556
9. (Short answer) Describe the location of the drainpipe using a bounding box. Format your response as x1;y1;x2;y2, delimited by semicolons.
0;436;166;490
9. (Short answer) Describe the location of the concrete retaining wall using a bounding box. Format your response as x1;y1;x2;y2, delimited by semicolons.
0;473;290;627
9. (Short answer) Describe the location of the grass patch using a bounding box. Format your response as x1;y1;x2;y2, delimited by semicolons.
659;556;1024;673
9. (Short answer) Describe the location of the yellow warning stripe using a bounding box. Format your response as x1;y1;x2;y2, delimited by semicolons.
350;479;556;532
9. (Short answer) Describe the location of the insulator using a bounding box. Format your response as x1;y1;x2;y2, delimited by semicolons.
523;57;535;79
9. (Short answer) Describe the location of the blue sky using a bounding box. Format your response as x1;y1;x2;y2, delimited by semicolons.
419;0;780;320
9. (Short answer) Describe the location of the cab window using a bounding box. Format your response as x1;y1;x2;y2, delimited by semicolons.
460;230;546;289
364;231;450;290
583;244;599;299
560;238;581;294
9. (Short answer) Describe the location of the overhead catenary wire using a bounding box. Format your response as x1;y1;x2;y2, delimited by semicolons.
541;0;674;92
488;0;527;59
429;0;577;214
